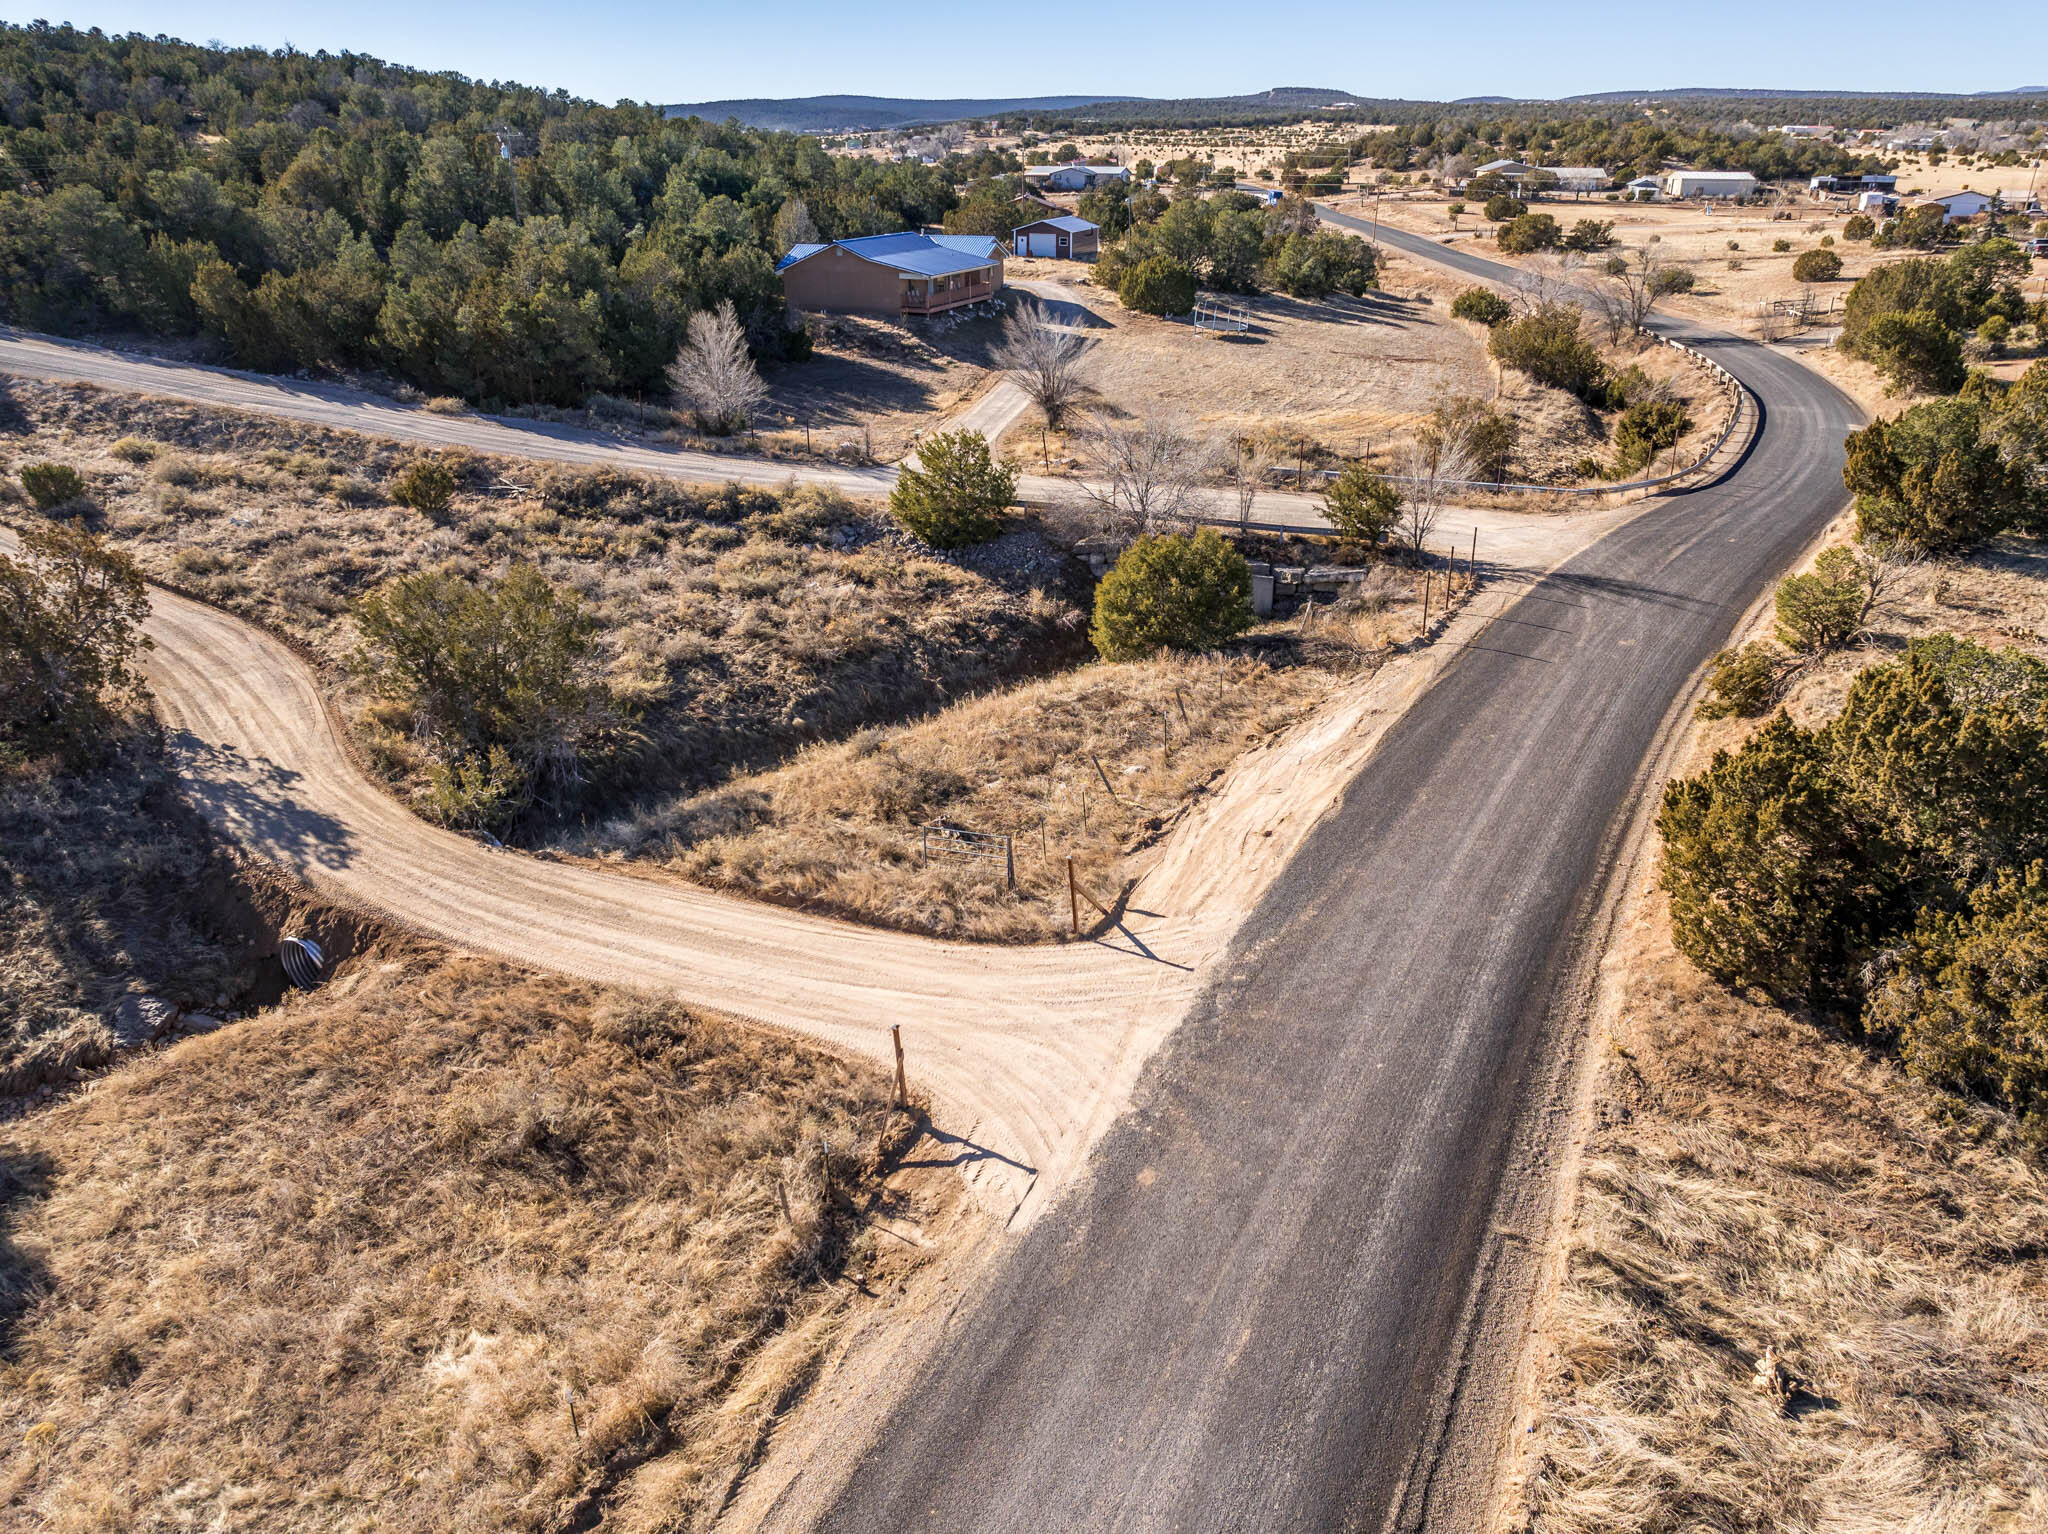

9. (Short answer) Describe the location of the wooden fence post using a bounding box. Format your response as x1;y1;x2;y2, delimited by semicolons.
891;1025;907;1108
1068;857;1080;936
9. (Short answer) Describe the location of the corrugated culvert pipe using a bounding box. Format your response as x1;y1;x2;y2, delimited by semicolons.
279;936;328;991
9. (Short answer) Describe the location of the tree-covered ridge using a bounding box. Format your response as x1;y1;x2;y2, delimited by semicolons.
0;22;966;404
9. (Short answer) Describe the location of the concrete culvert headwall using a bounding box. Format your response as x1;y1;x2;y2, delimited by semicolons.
278;935;327;991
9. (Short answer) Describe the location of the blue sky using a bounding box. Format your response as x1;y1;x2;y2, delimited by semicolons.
10;1;2047;105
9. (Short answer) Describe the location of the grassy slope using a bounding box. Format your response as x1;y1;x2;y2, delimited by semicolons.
2;379;1083;832
0;947;921;1532
1521;535;2048;1531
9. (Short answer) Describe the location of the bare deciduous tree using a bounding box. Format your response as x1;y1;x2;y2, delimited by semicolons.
1231;434;1281;534
1398;413;1482;556
1593;245;1659;344
772;195;820;251
1852;538;1923;632
667;302;767;436
992;303;1089;429
1080;415;1217;540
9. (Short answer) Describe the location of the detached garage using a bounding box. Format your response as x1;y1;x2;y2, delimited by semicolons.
1012;215;1099;261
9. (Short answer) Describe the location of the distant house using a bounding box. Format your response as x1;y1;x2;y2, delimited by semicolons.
1624;175;1663;201
1858;190;1900;215
1919;190;1995;222
1022;162;1131;193
1664;169;1759;200
1471;159;1608;195
1809;173;1897;197
1012;214;1099;260
1012;191;1063;221
777;232;1005;317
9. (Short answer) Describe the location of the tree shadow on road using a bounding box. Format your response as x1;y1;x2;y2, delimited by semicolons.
167;732;357;874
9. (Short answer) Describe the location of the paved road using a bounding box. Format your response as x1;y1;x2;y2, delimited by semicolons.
811;213;1860;1530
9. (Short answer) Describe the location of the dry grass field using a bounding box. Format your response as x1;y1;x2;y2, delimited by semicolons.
584;563;1442;942
1519;532;2048;1532
1016;245;1729;485
0;941;941;1532
0;380;1083;831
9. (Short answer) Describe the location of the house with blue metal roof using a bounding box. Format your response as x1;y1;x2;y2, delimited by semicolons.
776;231;1006;316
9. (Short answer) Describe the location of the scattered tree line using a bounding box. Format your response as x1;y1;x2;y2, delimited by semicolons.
1838;239;2038;395
0;22;984;406
1092;192;1377;314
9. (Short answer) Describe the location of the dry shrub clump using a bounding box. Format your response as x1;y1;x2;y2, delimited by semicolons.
1522;531;2048;1532
602;603;1404;941
1523;925;2048;1532
9;382;1083;825
0;723;247;1093
0;953;914;1531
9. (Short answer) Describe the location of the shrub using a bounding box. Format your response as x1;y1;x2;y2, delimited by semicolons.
18;461;86;511
1321;465;1403;547
1482;194;1525;223
423;745;528;832
1450;287;1512;327
1658;714;1878;1003
351;564;605;786
1843;397;2028;551
1426;395;1519;483
1792;247;1843;283
1869;865;2048;1134
1978;314;2011;354
0;520;151;762
1118;255;1196;316
1496;212;1561;254
107;437;157;463
1488;303;1605;399
889;430;1015;549
1562;218;1615;252
1859;309;1967;394
1612;399;1693;474
388;456;457;516
1651;266;1695;295
1843;213;1875;240
1696;642;1779;720
1773;546;1866;652
1090;529;1253;660
1772;237;1792;253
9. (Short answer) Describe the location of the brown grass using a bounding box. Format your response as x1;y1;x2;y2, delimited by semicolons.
0;947;931;1532
583;562;1443;940
0;722;252;1091
1520;532;2048;1532
4;381;1084;834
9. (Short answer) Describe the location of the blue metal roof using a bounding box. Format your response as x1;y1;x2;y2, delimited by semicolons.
777;231;1000;278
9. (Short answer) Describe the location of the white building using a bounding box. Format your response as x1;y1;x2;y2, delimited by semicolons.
1920;190;1994;222
1022;162;1130;193
1665;169;1759;200
1624;175;1663;201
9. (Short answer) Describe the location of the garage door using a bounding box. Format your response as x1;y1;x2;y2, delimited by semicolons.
1027;232;1058;257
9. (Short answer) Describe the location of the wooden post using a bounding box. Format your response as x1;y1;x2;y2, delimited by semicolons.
1068;857;1080;936
1092;754;1116;796
891;1026;907;1107
1161;711;1171;768
1420;566;1431;637
1175;685;1191;729
1005;834;1015;891
1470;526;1477;578
1041;426;1049;472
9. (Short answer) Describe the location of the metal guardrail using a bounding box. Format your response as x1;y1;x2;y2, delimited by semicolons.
1263;327;1751;500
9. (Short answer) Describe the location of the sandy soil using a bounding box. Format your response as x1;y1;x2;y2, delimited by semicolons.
0;516;1523;1231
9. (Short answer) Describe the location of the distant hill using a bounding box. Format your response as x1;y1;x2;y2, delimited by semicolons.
1562;85;2048;103
661;94;1133;132
661;87;1380;134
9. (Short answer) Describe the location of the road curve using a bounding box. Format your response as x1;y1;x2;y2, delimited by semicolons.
810;214;1861;1529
